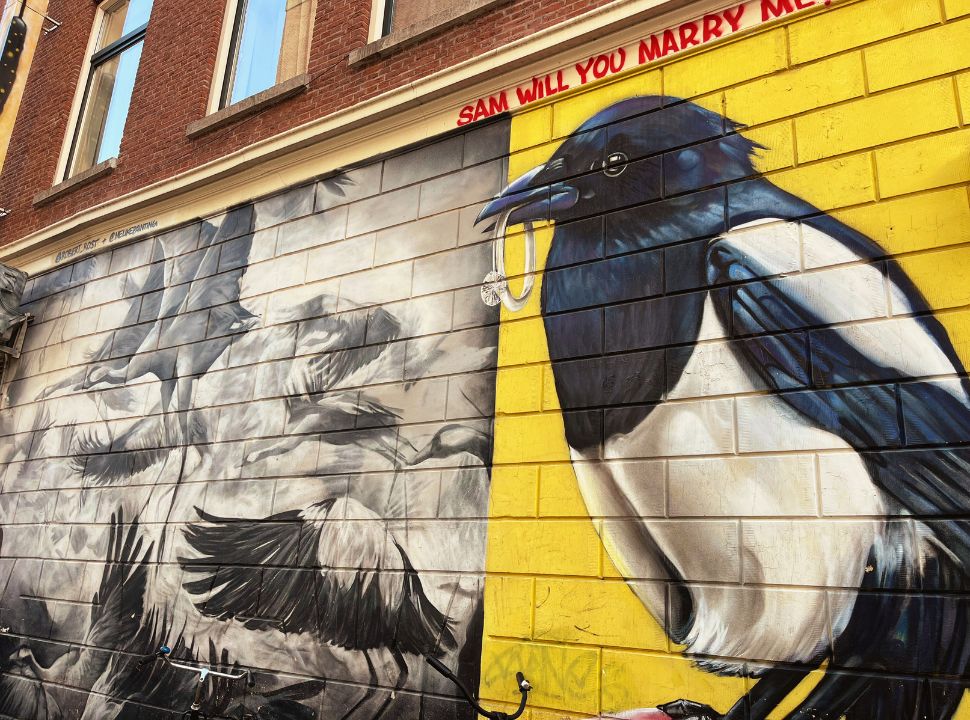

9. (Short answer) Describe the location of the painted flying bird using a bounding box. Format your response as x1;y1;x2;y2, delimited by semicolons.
179;496;456;720
3;510;153;719
36;257;166;401
409;423;492;466
477;96;970;720
245;390;404;465
41;205;256;440
59;209;256;489
70;410;208;484
245;303;406;466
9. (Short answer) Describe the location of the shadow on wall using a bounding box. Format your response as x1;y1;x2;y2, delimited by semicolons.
0;118;508;720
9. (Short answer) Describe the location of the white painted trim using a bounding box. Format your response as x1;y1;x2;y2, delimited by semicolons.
205;0;239;115
52;0;115;183
3;0;840;274
368;0;387;41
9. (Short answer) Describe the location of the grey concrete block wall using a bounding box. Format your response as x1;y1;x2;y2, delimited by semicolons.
0;121;508;720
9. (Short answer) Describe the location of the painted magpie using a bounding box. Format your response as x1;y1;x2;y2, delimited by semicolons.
477;96;970;720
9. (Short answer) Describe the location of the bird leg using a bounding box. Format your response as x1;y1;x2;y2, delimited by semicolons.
656;665;812;720
338;650;379;720
368;647;409;720
659;700;721;719
721;666;811;720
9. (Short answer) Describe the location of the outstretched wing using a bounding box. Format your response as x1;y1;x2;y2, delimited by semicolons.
288;306;401;395
88;509;154;649
71;416;173;485
707;214;970;565
179;508;321;634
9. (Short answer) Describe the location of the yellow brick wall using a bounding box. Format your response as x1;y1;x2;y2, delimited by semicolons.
483;0;970;717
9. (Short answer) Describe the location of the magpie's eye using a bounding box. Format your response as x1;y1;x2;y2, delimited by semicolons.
601;151;629;178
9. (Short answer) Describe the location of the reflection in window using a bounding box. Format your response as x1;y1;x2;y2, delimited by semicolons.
66;0;153;179
221;0;315;107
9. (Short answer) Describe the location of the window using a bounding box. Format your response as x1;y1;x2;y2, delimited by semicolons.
64;0;152;179
219;0;315;108
372;0;462;38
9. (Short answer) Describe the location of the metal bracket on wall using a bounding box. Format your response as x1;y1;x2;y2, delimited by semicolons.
0;313;31;359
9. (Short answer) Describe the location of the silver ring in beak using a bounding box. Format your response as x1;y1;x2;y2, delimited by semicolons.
481;206;536;312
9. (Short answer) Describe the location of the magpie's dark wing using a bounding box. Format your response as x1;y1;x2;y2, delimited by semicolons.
179;508;322;634
707;217;970;564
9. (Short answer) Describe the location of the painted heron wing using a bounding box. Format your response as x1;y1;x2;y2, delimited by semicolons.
87;510;153;650
707;226;970;562
72;415;172;485
179;508;321;634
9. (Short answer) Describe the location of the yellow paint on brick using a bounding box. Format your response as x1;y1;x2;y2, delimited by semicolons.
481;638;601;714
494;413;571;463
865;19;970;92
510;105;554;154
486;518;602;576
788;0;942;64
499;318;553;367
541;364;560;411
498;365;544;414
538;463;589;517
601;650;746;715
664;29;788;100
895;246;970;311
770;153;877;210
945;0;970;18
875;128;970;197
724;53;866;128
746;120;796;172
832;187;970;255
938;308;970;369
534;578;669;651
485;575;535;639
552;71;661;139
959;71;970;122
795;79;959;162
490;464;540;517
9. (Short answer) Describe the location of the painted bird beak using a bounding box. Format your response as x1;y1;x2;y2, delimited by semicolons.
476;162;579;227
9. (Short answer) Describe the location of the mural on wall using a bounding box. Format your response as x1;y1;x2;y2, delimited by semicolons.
480;95;970;720
0;121;508;719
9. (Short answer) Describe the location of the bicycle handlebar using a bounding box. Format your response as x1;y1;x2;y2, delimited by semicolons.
425;656;531;720
137;645;255;684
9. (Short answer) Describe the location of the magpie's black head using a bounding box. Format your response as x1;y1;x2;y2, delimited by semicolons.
477;96;759;227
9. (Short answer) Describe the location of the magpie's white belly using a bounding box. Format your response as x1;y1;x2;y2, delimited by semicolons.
572;295;886;673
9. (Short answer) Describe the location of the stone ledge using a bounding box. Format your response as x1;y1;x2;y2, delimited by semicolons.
186;73;311;140
32;157;117;207
348;0;512;65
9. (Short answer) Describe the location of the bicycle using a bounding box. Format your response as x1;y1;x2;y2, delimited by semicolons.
425;655;532;720
137;645;255;720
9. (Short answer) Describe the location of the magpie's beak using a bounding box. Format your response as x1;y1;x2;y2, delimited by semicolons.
476;162;579;227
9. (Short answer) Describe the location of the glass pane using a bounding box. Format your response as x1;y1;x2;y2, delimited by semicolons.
121;0;153;34
68;40;143;176
97;0;153;51
225;0;286;106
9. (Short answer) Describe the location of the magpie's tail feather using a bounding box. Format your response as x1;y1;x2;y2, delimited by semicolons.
838;546;970;720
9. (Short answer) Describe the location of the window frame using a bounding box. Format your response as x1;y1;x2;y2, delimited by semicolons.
55;0;149;182
206;0;317;115
369;0;394;40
